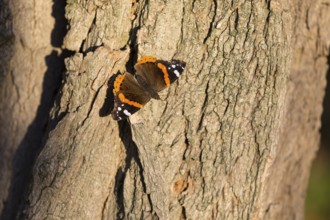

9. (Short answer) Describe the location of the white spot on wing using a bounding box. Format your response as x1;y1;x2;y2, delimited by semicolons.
118;107;122;111
123;109;132;116
171;64;176;68
174;70;180;78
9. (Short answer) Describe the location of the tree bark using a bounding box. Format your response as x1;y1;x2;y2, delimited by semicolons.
0;0;329;219
0;0;65;218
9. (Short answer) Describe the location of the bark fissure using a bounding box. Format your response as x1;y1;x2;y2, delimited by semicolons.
80;85;102;127
100;193;109;220
81;15;98;53
197;80;210;132
203;0;218;44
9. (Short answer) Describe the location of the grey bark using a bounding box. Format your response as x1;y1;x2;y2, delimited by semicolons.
0;0;329;219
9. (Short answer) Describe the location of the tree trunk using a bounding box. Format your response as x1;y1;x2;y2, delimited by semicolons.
1;0;329;219
0;0;66;218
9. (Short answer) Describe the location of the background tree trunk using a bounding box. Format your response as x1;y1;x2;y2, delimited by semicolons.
0;0;329;219
0;0;66;218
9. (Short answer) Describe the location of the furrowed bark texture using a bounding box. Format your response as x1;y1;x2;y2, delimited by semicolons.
0;0;65;218
10;0;329;220
257;1;330;219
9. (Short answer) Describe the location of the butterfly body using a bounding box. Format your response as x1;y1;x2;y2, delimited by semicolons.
111;56;186;120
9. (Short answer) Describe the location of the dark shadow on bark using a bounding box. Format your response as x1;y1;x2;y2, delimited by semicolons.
0;0;15;212
320;54;330;146
0;1;68;219
113;120;155;219
0;0;14;81
125;26;140;74
114;120;138;219
99;74;117;117
51;0;67;48
0;51;63;220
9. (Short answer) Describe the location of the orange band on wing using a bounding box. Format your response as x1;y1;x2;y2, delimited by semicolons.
137;56;157;65
113;75;125;94
156;63;170;87
118;93;143;108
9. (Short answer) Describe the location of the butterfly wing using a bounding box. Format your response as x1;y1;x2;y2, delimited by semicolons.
134;57;167;94
134;56;186;94
111;72;151;120
157;59;186;84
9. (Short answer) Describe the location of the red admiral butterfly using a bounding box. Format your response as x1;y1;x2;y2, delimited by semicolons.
111;56;186;120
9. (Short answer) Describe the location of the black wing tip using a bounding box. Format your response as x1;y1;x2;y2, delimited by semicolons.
171;59;186;68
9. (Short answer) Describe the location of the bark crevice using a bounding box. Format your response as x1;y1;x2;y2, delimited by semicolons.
203;0;217;44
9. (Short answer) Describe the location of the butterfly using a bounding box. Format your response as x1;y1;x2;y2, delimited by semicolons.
111;56;186;120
